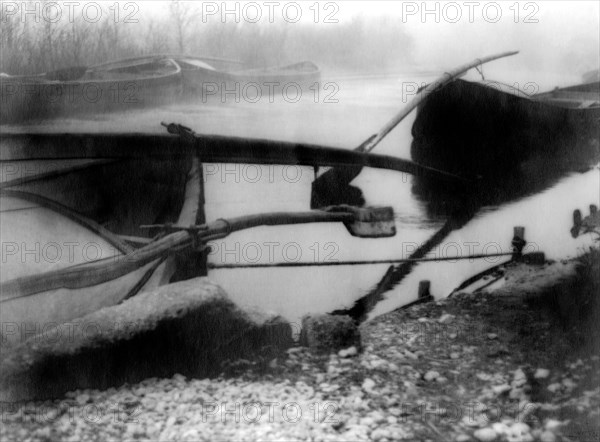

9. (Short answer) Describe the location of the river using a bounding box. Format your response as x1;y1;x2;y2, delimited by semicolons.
4;73;599;327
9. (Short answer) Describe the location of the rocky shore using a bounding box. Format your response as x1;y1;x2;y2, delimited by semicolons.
1;251;598;441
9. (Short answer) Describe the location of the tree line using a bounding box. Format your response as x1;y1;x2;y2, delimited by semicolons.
0;1;413;75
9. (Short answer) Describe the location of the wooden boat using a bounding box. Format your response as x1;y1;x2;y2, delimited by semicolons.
0;56;182;123
173;56;321;97
410;78;600;181
0;143;202;345
0;125;429;346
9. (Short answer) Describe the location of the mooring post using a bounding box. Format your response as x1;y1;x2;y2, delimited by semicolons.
591;205;598;215
418;280;431;299
512;226;526;260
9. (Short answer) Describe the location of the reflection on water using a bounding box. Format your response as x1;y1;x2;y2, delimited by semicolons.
3;77;598;325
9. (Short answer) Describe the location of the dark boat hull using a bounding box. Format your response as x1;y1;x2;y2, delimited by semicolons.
0;146;202;345
410;79;599;217
411;79;600;180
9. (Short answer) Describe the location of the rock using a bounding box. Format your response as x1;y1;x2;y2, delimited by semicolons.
34;427;51;439
540;431;557;442
561;378;576;391
450;352;461;359
299;314;360;353
512;368;527;387
359;416;375;427
544;419;563;431
547;383;562;393
338;346;358;358
370;427;391;441
75;393;90;406
492;422;510;435
474;427;498;441
487;333;498;340
506;422;532;442
362;378;376;394
534;368;550;379
456;435;471;442
509;387;525;400
0;278;293;401
438;313;455;324
424;370;440;381
404;350;419;360
492;384;511;395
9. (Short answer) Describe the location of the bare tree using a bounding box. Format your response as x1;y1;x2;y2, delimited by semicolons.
169;0;198;53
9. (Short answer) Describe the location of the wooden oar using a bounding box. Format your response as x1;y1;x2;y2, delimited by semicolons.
0;206;395;302
311;51;519;207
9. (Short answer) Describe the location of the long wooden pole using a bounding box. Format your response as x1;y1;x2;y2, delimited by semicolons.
310;51;518;207
0;210;358;302
359;51;519;153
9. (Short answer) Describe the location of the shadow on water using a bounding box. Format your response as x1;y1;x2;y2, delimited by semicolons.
411;140;600;221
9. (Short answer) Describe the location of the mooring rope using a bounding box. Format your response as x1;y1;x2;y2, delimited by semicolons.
207;251;514;269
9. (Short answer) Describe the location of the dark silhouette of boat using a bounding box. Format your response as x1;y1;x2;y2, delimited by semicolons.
410;78;600;217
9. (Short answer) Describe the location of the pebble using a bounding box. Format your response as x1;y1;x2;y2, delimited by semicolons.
456;435;471;442
370;428;391;441
404;350;418;360
492;384;511;395
474;427;498;441
540;431;557;442
561;378;577;391
438;313;455;324
487;333;498;340
506;423;532;442
547;383;562;393
423;370;440;381
75;394;90;406
34;427;51;439
509;387;524;400
362;378;376;394
359;417;375;427
450;352;461;359
534;368;550;379
544;419;563;431
512;368;527;385
338;346;358;358
492;422;510;435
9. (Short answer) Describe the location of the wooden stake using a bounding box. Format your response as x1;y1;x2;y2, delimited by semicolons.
418;280;431;299
512;226;526;257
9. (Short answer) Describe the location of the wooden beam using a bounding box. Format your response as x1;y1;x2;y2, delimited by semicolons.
0;132;469;183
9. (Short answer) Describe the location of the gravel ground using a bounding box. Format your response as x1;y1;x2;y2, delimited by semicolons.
2;256;599;442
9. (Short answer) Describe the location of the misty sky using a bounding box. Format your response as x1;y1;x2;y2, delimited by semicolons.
140;1;599;78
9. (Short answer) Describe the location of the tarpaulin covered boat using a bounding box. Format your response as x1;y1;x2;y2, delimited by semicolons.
0;56;183;122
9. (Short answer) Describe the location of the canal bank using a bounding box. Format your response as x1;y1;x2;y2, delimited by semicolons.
2;248;598;441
